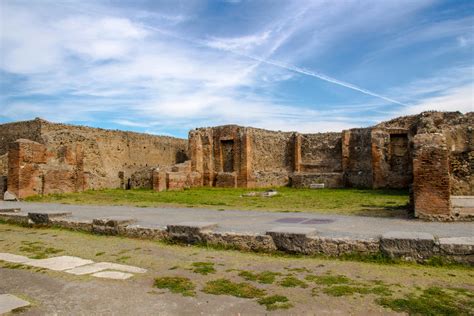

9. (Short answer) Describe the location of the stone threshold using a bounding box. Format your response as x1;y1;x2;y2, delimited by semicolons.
0;211;472;265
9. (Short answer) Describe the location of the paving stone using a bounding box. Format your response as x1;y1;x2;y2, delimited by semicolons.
28;212;72;224
92;271;134;280
439;236;474;255
0;294;30;314
65;262;147;275
25;256;94;271
380;231;436;261
0;253;33;264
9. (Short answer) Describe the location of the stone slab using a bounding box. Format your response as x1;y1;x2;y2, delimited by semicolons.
380;231;436;260
92;271;134;280
25;256;94;271
65;262;147;275
0;253;34;264
439;237;474;255
266;226;318;236
92;216;136;227
0;294;30;314
451;196;474;207
0;208;20;213
168;222;218;231
28;212;72;224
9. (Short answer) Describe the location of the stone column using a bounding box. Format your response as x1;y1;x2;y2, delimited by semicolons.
413;133;452;219
293;133;301;172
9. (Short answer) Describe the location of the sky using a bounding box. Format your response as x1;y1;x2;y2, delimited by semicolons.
0;0;473;138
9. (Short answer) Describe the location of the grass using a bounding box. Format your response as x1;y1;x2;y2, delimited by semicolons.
376;286;474;315
305;274;351;285
238;270;280;284
191;262;216;275
154;277;196;297
278;276;308;288
202;278;266;298
257;295;293;311
25;187;409;217
19;240;63;259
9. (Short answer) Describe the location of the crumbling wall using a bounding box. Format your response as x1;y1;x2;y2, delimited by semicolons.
249;128;293;187
0;119;42;155
342;128;373;188
300;133;342;172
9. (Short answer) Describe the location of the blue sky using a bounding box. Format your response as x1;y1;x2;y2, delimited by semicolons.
0;0;472;138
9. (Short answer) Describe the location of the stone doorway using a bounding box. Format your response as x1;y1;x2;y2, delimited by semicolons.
221;139;234;172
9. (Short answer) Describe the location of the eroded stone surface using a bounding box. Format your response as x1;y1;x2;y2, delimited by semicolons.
0;253;33;264
0;294;30;314
25;256;93;271
92;271;134;280
380;231;436;261
65;262;147;275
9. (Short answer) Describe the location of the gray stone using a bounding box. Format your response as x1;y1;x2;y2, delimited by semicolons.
439;237;474;255
262;190;278;197
0;294;30;314
92;216;136;235
266;226;318;254
3;191;17;201
0;212;29;224
65;262;147;275
167;222;218;243
310;183;325;189
92;271;134;280
25;256;94;271
0;208;20;213
206;232;277;252
380;231;436;261
28;212;72;224
0;253;34;264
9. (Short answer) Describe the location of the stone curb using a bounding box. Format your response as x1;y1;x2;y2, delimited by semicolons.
28;212;72;224
0;212;472;264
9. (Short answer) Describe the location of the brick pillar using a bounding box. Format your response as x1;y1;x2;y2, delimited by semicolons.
371;129;390;189
341;130;350;185
7;139;46;199
413;133;451;219
293;133;301;172
240;129;254;188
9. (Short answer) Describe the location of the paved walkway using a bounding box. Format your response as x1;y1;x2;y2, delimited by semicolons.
1;201;473;239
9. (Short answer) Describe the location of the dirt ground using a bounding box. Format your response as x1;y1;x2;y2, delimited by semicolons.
0;223;472;315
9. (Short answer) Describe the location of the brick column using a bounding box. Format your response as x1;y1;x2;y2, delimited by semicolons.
293;133;301;172
413;133;451;219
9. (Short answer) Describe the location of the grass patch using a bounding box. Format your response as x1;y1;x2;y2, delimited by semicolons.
278;276;308;288
191;262;216;275
202;278;265;298
305;274;351;285
376;286;474;315
238;270;280;284
257;295;293;311
19;241;63;259
323;285;392;297
25;187;409;217
154;277;196;297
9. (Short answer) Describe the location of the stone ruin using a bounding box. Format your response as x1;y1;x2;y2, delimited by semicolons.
0;111;472;221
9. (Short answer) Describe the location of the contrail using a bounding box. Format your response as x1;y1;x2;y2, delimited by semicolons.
51;2;409;106
142;24;408;106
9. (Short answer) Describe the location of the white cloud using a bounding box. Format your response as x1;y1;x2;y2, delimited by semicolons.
405;84;473;114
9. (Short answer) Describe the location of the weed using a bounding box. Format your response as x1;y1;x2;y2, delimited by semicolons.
191;262;216;275
305;274;351;285
258;295;293;311
154;276;196;297
278;276;308;288
238;270;280;284
95;252;105;256
202;278;265;298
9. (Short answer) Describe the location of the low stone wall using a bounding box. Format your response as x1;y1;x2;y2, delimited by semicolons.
0;212;472;265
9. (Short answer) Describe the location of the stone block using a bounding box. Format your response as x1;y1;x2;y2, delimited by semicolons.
216;172;237;188
92;271;134;280
92;216;136;235
380;231;436;261
25;256;93;271
0;212;29;224
0;252;33;263
0;294;30;314
166;172;188;190
65;262;147;275
310;183;325;189
205;232;277;252
266;226;318;254
439;237;474;255
28;211;72;224
0;208;20;213
167;221;217;243
3;191;17;201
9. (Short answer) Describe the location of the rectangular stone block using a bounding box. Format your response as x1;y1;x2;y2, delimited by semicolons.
167;221;217;243
380;231;435;261
28;211;72;224
215;172;237;188
266;226;318;254
25;256;93;271
439;237;474;255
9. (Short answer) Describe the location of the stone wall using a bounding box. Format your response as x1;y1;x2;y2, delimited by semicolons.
342;128;373;188
0;119;43;156
300;133;342;173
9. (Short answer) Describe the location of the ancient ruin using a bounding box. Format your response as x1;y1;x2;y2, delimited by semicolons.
0;111;472;221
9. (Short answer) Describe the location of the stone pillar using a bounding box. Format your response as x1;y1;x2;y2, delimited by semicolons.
413;133;451;219
293;133;302;172
152;169;167;192
240;129;254;188
7;139;46;199
371;129;390;189
341;130;350;185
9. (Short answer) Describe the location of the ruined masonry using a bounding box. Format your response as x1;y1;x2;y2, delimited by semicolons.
0;111;472;221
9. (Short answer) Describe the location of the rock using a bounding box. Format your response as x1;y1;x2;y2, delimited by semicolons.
380;231;435;261
3;191;17;201
266;227;318;254
262;189;278;197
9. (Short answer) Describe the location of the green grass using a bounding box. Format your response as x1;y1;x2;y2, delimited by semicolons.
19;240;63;259
238;270;280;284
305;274;351;285
278;276;308;288
376;287;473;315
25;187;409;216
257;295;293;311
202;278;266;298
191;262;216;275
154;277;196;297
